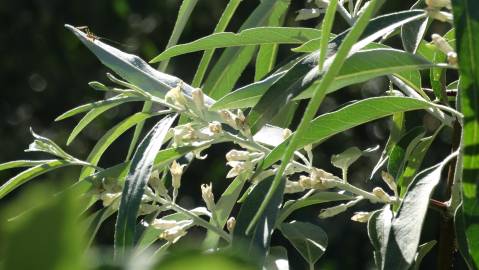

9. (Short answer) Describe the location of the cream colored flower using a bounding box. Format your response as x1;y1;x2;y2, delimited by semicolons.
165;84;187;108
170;160;186;189
201;182;215;211
351;212;372;223
227;217;236;233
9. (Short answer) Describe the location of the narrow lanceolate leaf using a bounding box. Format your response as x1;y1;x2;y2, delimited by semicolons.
157;0;198;72
55;94;142;121
399;131;440;193
79;112;154;179
232;176;285;266
151;27;319;63
263;97;432;168
0;160;71;199
64;25;212;105
452;0;479;268
280;221;328;266
192;0;242;87
213;48;434;110
114;115;176;258
381;153;457;270
202;0;281;100
400;0;429;53
254;0;291;81
0;160;57;171
387;126;425;181
66;97;143;145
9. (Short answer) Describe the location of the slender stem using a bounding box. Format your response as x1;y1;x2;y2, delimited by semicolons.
437;120;461;270
309;261;315;270
166;202;231;242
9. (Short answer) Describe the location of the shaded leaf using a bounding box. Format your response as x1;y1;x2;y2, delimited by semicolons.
114;115;176;257
412;240;437;270
263;246;289;270
381;153;457;269
387;126;425;182
280;221;328;265
232;176;285;266
401;0;429;53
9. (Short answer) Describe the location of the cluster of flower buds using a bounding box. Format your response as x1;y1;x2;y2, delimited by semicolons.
219;109;251;137
298;168;339;190
150;219;193;243
426;0;453;23
171;121;223;150
225;149;263;178
431;33;457;65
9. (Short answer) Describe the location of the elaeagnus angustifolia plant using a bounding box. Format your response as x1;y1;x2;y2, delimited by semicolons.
1;0;478;269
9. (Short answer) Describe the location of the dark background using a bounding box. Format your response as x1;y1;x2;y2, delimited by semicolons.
0;0;460;269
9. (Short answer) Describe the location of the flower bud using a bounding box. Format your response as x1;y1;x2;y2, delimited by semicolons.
165;84;187;108
160;227;187;243
447;51;457;65
227;217;236;233
226;149;250;162
226;161;252;178
373;187;393;203
150;219;177;230
426;0;451;9
282;128;292;140
431;34;454;55
285;180;306;194
319;204;348;219
192;88;205;115
428;10;453;23
149;170;168;197
100;192;121;207
170;160;186;189
351;211;372;223
201;182;215;211
219;110;237;128
381;171;397;194
311;168;336;182
139;203;158;215
208;121;222;134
